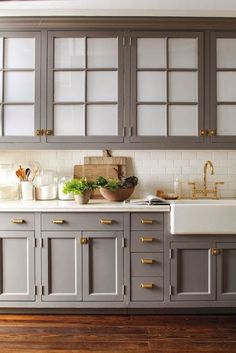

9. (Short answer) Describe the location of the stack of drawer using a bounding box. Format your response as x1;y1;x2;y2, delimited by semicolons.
130;213;164;301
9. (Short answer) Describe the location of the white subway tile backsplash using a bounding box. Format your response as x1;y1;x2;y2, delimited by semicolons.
1;149;236;198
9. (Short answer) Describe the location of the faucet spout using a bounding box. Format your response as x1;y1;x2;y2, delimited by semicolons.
204;160;214;192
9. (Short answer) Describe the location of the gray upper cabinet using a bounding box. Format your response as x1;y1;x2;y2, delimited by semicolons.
217;242;236;301
46;31;124;143
130;32;204;145
0;231;35;301
0;32;41;143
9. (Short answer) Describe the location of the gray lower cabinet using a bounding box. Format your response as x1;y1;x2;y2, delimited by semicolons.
170;241;216;301
0;231;35;301
217;242;236;301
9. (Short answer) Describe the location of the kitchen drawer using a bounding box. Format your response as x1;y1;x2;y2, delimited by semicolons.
0;213;34;230
41;213;123;231
131;252;163;277
131;213;163;231
131;231;163;252
131;276;163;301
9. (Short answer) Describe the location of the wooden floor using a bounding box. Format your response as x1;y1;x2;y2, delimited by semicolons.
0;314;235;352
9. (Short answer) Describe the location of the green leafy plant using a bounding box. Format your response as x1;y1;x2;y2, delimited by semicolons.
96;176;138;190
63;178;97;195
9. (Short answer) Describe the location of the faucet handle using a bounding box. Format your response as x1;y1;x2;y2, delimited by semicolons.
214;181;224;186
188;182;197;199
213;181;224;199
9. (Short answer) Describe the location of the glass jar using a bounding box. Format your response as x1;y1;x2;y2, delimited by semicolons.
58;176;74;200
35;169;58;200
0;164;19;201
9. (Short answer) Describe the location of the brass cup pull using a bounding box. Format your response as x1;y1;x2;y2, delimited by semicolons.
80;237;89;245
100;219;113;225
140;283;153;289
141;258;154;264
212;248;220;256
12;218;25;224
52;219;64;224
141;219;153;225
140;236;153;243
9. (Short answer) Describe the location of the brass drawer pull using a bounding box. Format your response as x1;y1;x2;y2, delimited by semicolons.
140;283;153;289
80;237;89;245
52;219;64;224
141;219;153;224
11;218;25;224
141;258;154;264
100;219;113;225
140;236;153;242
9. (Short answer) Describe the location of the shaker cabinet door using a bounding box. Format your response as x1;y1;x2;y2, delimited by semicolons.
130;32;204;145
0;231;35;301
0;32;41;142
82;231;124;301
42;232;82;302
46;31;124;143
217;242;236;301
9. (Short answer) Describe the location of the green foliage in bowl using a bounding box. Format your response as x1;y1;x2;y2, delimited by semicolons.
63;178;97;195
96;176;138;190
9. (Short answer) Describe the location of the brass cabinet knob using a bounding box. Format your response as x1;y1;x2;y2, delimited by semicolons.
208;129;217;136
212;248;220;256
100;219;113;225
36;129;44;136
45;129;53;136
140;283;154;289
11;218;25;224
199;129;207;136
80;237;89;245
141;258;154;264
140;236;153;242
141;219;153;225
52;219;64;224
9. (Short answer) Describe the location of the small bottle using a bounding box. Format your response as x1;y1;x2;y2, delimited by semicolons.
174;178;182;199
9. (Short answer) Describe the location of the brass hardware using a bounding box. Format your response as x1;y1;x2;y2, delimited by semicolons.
208;129;217;136
212;248;220;256
36;129;44;136
80;237;89;245
52;219;64;224
141;219;153;225
11;218;25;224
100;219;113;225
141;258;154;264
45;129;53;136
140;236;153;242
140;283;153;289
200;129;207;136
189;161;224;199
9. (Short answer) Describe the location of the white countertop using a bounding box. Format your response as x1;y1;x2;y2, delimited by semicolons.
0;199;170;212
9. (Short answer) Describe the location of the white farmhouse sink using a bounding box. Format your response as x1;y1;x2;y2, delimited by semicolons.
170;199;236;235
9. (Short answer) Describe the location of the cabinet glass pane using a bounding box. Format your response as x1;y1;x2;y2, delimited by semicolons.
217;72;236;102
0;38;2;69
54;72;85;102
217;105;236;135
169;38;198;69
87;104;117;135
4;105;34;136
54;105;85;136
217;39;236;68
137;105;166;136
137;38;166;68
87;71;117;102
4;72;34;102
137;72;166;102
87;38;117;68
169;105;197;136
5;38;35;69
54;38;85;69
169;72;198;102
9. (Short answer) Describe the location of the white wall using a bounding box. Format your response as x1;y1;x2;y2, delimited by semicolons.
1;149;236;199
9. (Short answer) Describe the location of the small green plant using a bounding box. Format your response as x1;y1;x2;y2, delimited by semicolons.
63;178;96;195
96;176;138;190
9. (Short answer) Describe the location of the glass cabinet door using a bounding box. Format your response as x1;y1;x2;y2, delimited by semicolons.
0;32;41;142
47;31;124;143
130;32;204;144
210;32;236;143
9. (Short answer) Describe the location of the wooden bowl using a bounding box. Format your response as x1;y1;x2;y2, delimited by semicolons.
99;187;135;202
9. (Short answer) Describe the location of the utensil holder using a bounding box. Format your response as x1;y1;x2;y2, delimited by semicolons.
21;181;34;201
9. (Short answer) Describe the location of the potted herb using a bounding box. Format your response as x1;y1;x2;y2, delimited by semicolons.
63;178;96;204
96;176;138;201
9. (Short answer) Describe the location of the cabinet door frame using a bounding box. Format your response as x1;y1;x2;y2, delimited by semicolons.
82;231;124;302
217;242;236;301
0;31;41;143
210;31;236;144
170;241;216;301
41;231;82;302
0;231;35;301
46;30;125;143
129;31;205;144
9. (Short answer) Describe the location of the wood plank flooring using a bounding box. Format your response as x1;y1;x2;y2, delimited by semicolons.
0;315;235;353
